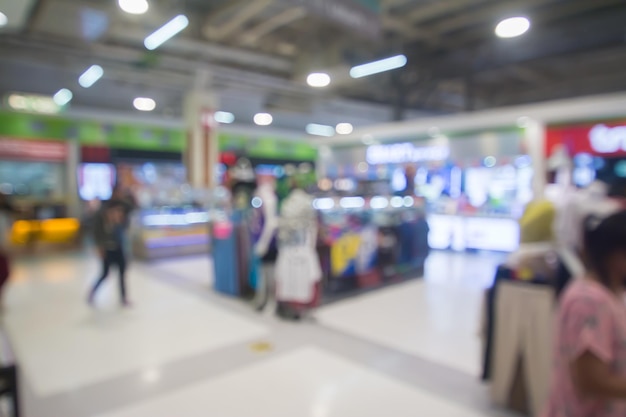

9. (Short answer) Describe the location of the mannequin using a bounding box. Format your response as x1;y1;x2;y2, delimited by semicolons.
250;179;279;311
274;187;321;317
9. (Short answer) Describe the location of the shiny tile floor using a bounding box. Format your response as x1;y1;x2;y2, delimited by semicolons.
3;250;513;417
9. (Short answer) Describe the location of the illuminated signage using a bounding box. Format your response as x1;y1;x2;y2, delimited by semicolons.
589;124;626;154
366;143;450;165
5;93;62;114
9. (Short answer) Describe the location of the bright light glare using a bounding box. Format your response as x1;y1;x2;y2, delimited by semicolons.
495;17;530;38
350;55;407;79
313;198;335;210
340;197;365;209
53;89;73;106
78;65;104;88
370;196;388;210
144;14;189;50
336;123;353;135
306;123;335;137
390;196;403;208
254;113;273;126
133;97;156;111
0;12;7;27
118;0;149;15
307;72;331;88
214;111;235;124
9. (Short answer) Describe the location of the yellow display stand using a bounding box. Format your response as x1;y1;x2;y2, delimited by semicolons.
10;218;80;245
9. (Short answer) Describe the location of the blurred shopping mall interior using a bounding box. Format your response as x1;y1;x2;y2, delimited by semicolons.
0;0;626;416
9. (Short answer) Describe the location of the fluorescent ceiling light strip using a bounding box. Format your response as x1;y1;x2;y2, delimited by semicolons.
214;111;235;124
78;65;104;88
350;55;408;79
306;123;335;137
53;89;73;106
144;15;189;50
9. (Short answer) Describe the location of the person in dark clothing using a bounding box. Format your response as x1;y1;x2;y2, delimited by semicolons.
89;203;129;307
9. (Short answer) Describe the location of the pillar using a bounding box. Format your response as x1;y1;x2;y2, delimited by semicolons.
183;70;219;190
524;119;547;198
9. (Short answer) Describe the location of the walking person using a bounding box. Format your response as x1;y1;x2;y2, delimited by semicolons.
88;203;130;307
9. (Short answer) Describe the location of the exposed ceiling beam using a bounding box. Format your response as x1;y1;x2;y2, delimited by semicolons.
407;0;481;23
205;0;274;42
239;6;307;46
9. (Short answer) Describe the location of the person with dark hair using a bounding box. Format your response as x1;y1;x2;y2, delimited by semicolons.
542;210;626;416
88;203;129;307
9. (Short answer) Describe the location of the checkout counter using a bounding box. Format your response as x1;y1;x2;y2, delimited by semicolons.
131;206;210;260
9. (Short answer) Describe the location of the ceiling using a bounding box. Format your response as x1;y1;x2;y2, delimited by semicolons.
0;0;625;135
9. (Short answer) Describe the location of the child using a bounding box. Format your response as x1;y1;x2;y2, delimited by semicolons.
88;203;129;307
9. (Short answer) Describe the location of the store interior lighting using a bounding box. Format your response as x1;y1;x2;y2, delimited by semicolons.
254;113;273;126
214;111;235;124
306;123;335;137
133;97;156;112
336;123;354;135
118;0;149;15
306;72;331;88
0;11;7;27
495;17;531;38
78;65;104;88
53;89;73;106
144;14;189;50
350;55;407;79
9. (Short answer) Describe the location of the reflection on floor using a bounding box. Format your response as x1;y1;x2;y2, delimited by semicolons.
94;347;486;417
3;250;513;417
317;251;505;375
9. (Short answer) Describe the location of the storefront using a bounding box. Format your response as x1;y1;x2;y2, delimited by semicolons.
318;127;530;254
546;119;626;194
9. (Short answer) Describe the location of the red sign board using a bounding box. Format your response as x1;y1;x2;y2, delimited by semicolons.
546;121;626;158
0;137;68;162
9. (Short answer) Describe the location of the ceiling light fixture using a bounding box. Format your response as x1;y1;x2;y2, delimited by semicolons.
118;0;149;15
214;111;235;124
336;123;354;135
0;12;7;27
53;89;73;106
350;54;407;79
306;123;335;137
254;113;273;126
495;16;530;38
144;14;189;50
133;97;156;111
307;72;331;88
78;65;104;88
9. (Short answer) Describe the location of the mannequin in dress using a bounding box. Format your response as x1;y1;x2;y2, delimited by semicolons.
274;187;321;318
251;179;279;311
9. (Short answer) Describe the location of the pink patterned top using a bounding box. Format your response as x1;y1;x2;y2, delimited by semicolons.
542;279;626;417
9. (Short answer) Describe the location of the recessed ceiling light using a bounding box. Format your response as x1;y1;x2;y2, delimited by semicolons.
78;65;104;88
118;0;149;15
254;113;273;126
144;15;189;50
214;111;235;124
307;72;331;88
133;97;156;111
350;55;407;79
495;17;530;38
336;123;354;135
0;12;7;27
53;89;73;106
306;123;335;137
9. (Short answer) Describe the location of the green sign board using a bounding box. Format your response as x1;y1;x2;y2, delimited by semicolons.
0;111;316;161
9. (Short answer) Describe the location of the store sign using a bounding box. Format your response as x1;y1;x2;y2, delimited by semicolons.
589;124;626;154
286;0;381;39
5;93;61;114
366;143;450;165
0;138;67;162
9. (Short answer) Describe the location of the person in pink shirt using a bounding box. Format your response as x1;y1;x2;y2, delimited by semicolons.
543;210;626;416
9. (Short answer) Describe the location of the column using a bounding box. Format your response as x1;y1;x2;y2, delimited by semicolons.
183;70;219;190
524;119;547;198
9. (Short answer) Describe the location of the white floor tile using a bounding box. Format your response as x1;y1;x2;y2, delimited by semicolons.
316;252;503;375
3;256;267;397
94;346;486;417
